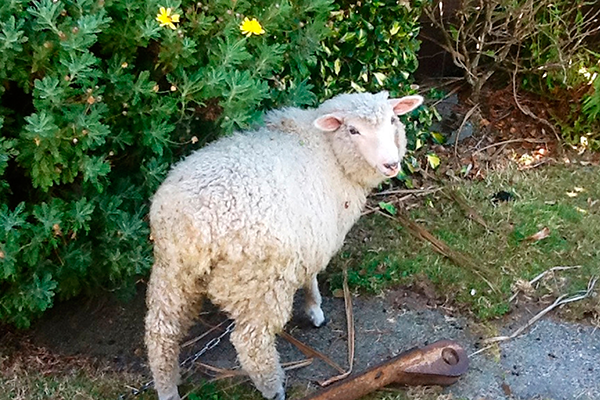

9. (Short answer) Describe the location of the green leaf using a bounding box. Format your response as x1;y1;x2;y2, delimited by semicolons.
81;155;111;191
34;76;65;107
334;59;341;75
373;72;386;86
32;200;64;241
0;202;28;234
28;273;58;313
415;137;423;150
350;81;365;93
427;153;440;169
69;197;95;235
378;201;397;216
431;132;446;144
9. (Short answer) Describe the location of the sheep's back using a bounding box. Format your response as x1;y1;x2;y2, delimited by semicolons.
150;128;361;276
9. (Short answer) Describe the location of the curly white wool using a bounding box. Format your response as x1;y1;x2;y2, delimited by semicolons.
145;91;423;400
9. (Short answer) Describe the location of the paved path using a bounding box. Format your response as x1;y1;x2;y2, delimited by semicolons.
198;290;600;400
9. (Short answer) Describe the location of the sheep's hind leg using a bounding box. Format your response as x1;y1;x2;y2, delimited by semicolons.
228;297;292;400
304;274;326;327
145;265;203;400
231;322;285;400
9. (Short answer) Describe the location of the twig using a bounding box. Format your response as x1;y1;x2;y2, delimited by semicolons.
430;84;464;108
518;159;552;171
484;276;597;345
375;207;499;294
443;187;492;231
362;195;411;216
197;359;314;381
372;186;442;197
182;360;314;400
472;138;549;155
182;320;228;348
279;332;345;374
454;104;479;157
319;268;355;387
511;62;561;142
196;362;246;379
509;265;582;303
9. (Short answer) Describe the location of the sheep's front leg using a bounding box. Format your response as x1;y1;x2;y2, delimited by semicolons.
304;274;326;327
231;320;285;400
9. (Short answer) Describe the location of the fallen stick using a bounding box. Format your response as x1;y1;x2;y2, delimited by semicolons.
319;268;355;387
443;187;492;231
375;208;498;294
372;186;442;197
472;138;549;155
471;276;598;357
182;319;228;348
280;331;345;374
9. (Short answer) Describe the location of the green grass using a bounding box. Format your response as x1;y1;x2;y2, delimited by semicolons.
0;368;263;400
0;370;155;400
327;163;600;320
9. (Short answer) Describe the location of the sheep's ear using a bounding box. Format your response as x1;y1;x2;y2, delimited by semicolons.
314;114;343;132
389;95;424;116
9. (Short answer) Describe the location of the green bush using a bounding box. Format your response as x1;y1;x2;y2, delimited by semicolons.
312;0;423;99
424;0;600;147
0;0;430;328
311;0;436;185
516;1;600;149
0;0;331;328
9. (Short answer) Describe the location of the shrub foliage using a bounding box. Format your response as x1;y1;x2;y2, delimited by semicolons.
424;0;600;147
0;0;428;327
0;0;332;328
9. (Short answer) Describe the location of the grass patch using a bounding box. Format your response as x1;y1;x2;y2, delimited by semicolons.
328;163;600;320
0;370;154;400
0;367;266;400
187;380;265;400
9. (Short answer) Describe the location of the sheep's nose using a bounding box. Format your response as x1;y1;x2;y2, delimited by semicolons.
383;162;399;171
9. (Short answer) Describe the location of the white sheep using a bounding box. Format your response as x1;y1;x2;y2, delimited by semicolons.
145;91;424;400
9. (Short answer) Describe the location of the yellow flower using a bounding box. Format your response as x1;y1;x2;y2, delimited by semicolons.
156;7;180;30
240;17;265;37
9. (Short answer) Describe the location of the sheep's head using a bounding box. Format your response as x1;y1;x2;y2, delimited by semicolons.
314;92;423;185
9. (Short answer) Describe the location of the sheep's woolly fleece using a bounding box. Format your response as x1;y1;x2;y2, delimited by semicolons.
144;91;419;400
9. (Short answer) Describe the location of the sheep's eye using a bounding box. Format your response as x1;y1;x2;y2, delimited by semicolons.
391;116;398;124
348;126;360;135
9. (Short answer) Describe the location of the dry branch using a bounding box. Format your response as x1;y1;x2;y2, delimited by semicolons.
472;276;598;357
279;331;345;374
484;276;597;345
375;208;499;294
318;268;355;387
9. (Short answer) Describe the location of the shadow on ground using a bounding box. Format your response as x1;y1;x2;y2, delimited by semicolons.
9;283;598;400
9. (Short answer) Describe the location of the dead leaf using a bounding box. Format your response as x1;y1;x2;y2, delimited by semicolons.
512;278;536;297
525;227;550;242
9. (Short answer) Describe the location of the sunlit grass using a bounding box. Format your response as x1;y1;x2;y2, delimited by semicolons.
328;163;600;320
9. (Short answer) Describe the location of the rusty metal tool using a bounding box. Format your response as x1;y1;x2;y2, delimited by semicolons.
300;340;468;400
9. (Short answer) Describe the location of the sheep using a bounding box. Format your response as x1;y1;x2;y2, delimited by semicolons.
144;91;424;400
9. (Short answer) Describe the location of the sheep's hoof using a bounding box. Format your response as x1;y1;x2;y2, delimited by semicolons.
307;305;326;328
273;388;286;400
157;386;181;400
